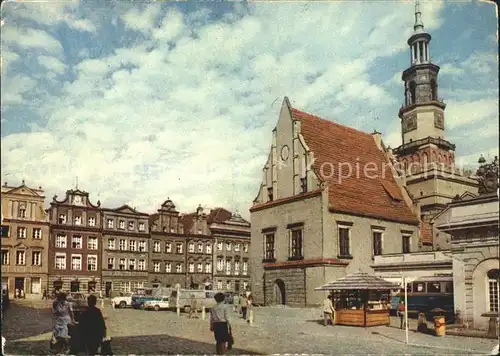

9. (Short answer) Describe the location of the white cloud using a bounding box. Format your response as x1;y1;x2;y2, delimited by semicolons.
1;75;37;106
38;56;66;73
1;2;497;218
446;98;498;129
1;27;63;55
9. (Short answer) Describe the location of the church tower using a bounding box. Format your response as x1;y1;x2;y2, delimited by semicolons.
393;1;478;249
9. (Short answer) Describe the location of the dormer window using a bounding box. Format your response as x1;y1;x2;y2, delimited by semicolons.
59;214;67;224
267;187;273;201
128;221;134;230
119;220;125;229
74;216;82;225
138;223;145;231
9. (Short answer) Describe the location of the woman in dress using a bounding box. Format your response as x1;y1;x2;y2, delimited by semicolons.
210;292;232;355
51;292;75;354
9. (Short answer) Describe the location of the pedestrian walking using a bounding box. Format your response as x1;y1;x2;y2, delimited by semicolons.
241;294;248;320
323;295;334;326
397;300;406;329
51;292;75;354
246;294;253;323
189;295;198;319
42;289;48;300
210;292;233;355
79;295;107;355
232;294;240;313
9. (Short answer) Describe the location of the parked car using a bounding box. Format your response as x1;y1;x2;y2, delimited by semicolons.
144;297;170;311
112;294;132;308
131;295;162;309
170;289;217;312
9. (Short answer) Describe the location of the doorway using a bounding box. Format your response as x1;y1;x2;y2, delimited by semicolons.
31;278;41;294
273;279;286;305
105;282;112;298
14;277;24;291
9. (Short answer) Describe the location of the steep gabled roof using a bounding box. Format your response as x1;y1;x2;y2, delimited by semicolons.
291;107;419;225
207;208;232;224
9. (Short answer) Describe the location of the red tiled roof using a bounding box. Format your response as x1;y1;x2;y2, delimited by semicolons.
207;208;232;224
291;108;419;225
181;213;196;233
420;221;433;245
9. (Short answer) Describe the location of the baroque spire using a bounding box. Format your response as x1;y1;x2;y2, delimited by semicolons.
413;0;424;33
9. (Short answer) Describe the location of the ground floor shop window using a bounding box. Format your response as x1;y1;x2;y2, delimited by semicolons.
88;281;97;293
53;280;63;291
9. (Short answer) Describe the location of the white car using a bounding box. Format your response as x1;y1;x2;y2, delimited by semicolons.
144;297;170;311
111;295;132;308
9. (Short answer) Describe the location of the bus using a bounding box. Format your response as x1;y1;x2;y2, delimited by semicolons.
391;276;455;322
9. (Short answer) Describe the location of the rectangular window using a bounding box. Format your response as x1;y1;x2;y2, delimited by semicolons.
19;208;26;218
217;258;224;271
226;280;232;290
107;257;115;270
217;242;223;251
197;243;203;253
217;281;223;290
32;228;42;239
119;259;126;270
107;219;114;228
338;227;350;256
205;262;212;273
226;242;232;251
87;236;98;250
243;243;249;252
107;238;115;250
129;240;137;252
139;240;147;252
138;260;146;271
128;258;136;271
119;220;125;229
234;243;240;252
128;221;134;230
176;243;183;254
188;262;194;273
267;187;273;201
119;239;127;251
372;231;382;256
16;250;26;265
225;260;232;275
243;261;248;275
1;250;9;265
87;255;97;271
153;241;161;253
17;227;26;239
55;254;66;270
165;242;172;253
165;262;172;273
74;216;82;225
88;217;96;227
56;234;67;248
488;279;499;312
188;243;195;253
138;222;145;231
289;229;303;259
402;235;411;254
264;233;275;260
71;255;82;270
197;263;203;273
206;243;212;254
59;214;67;224
300;177;307;193
427;282;441;293
32;251;41;266
72;236;82;249
234;261;240;275
176;263;182;273
153;262;160;272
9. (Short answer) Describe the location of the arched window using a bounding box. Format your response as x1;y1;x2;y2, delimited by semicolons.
422;152;429;166
430;79;437;101
487;269;500;312
409;81;417;104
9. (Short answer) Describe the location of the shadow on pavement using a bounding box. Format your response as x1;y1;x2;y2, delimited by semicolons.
7;334;263;355
2;302;53;341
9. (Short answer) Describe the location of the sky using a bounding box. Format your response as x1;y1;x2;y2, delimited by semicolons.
1;0;498;218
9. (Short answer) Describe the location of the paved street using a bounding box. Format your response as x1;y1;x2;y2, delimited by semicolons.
3;300;498;355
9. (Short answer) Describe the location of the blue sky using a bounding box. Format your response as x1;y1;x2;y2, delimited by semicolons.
1;0;498;217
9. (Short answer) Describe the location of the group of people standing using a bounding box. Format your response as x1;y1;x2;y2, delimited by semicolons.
232;292;253;321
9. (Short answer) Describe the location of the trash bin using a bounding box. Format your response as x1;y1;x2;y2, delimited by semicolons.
434;316;446;336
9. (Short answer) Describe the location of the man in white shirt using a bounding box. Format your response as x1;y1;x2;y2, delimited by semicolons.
323;295;334;326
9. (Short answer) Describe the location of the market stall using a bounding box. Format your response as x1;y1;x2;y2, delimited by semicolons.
315;271;400;327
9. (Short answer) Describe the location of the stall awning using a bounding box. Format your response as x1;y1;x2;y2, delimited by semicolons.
315;271;401;291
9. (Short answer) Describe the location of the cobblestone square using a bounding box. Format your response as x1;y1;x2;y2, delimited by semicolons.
4;300;498;355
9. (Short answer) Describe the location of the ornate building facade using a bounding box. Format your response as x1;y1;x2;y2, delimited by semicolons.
208;208;251;293
148;199;186;288
47;189;103;294
1;181;50;297
101;205;150;297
